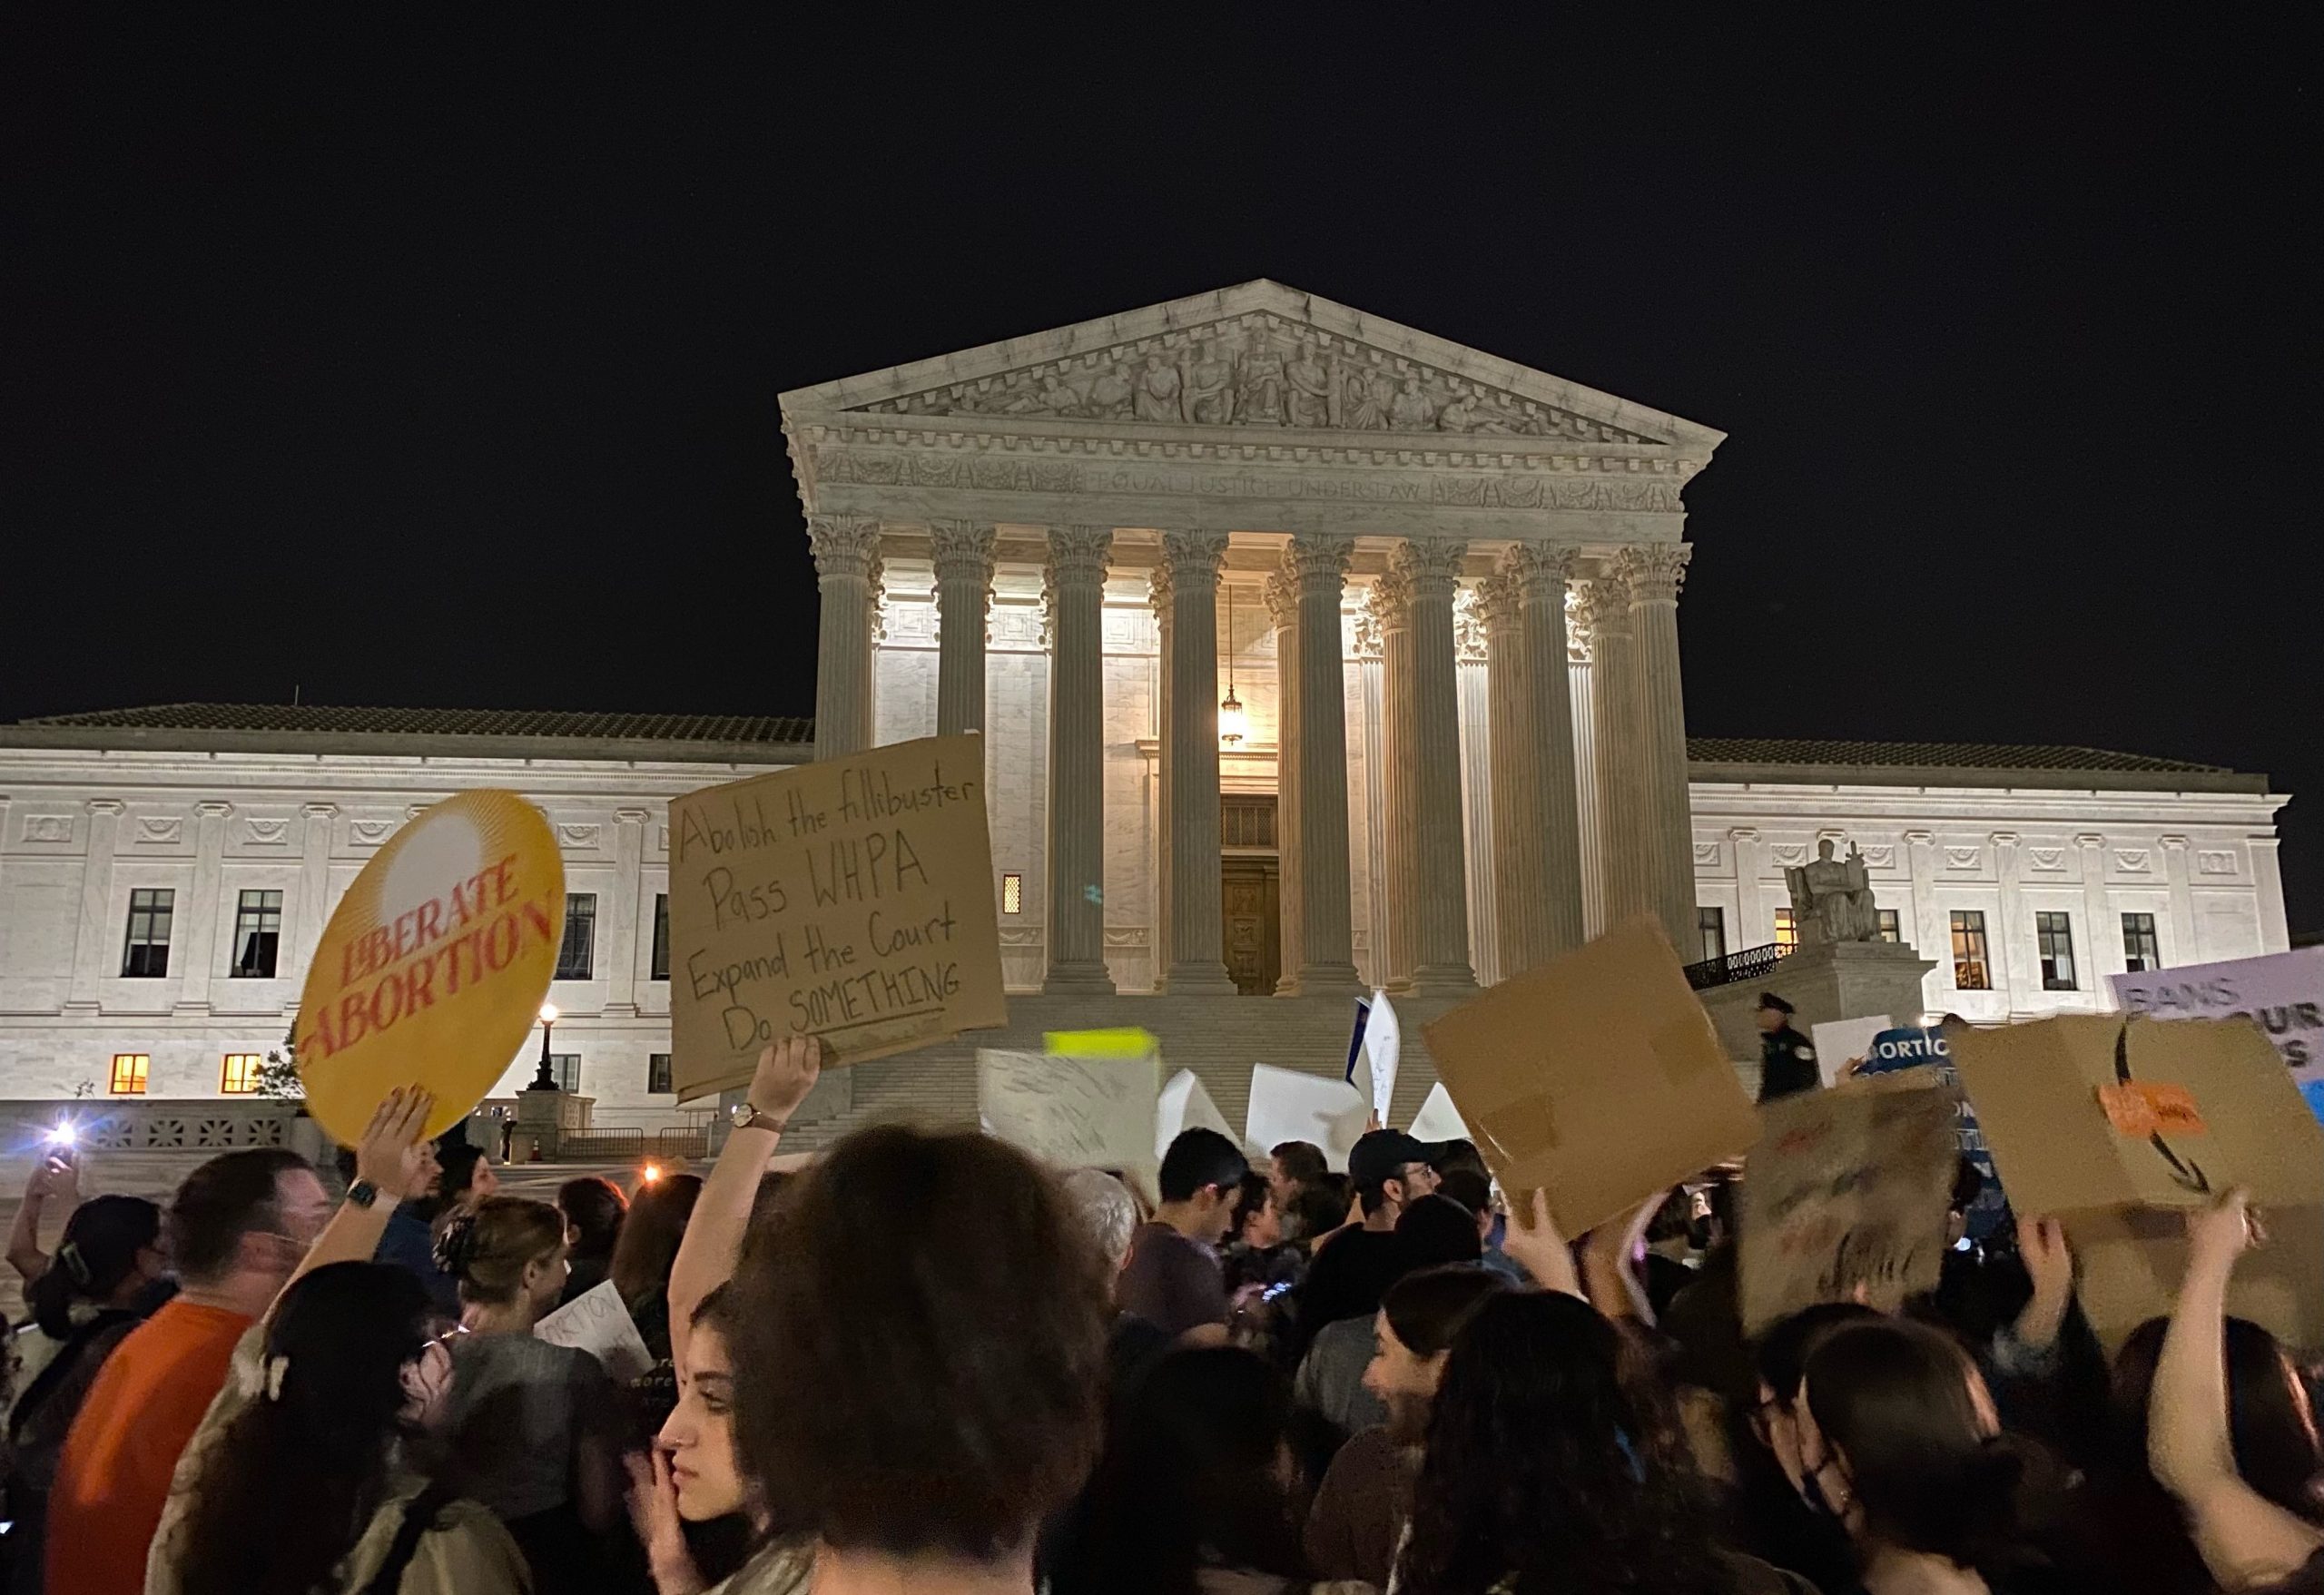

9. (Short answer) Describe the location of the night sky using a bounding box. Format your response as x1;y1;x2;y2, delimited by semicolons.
5;18;2318;928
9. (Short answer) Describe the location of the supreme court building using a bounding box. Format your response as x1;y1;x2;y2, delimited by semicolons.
0;283;2291;1133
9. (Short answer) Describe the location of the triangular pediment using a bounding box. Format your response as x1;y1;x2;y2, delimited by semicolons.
781;280;1722;454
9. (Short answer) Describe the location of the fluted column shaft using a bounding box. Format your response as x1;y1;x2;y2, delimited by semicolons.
1509;546;1587;960
1153;532;1236;994
1620;545;1697;952
1265;567;1304;994
931;520;995;737
1583;575;1645;925
1394;538;1478;995
1476;572;1538;978
810;515;882;761
1375;569;1417;991
1288;535;1360;992
1043;527;1115;993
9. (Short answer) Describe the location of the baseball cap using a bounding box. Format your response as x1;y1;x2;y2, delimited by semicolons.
1349;1128;1448;1191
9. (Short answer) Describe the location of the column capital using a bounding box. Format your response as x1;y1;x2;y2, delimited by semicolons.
1472;569;1523;633
1573;576;1633;638
1563;588;1591;664
1351;589;1384;659
1043;525;1113;581
1369;569;1413;628
616;807;651;824
1615;543;1692;604
1501;541;1579;605
807;514;882;578
1727;825;1761;842
2073;832;2105;850
302;802;339;820
1452;587;1487;663
86;798;124;816
195;801;232;819
1158;528;1231;581
928;519;997;581
2159;834;2191;852
1263;565;1299;628
1286;532;1354;586
1388;537;1464;599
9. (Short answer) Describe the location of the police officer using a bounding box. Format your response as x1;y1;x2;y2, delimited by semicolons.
1755;992;1820;1104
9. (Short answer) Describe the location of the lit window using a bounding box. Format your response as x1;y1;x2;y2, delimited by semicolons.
647;1052;673;1095
2036;911;2078;991
1773;909;1797;955
122;889;174;978
2122;912;2162;974
1951;911;1993;990
230;890;283;978
1696;906;1727;964
1001;871;1023;916
110;1054;150;1096
1877;910;1901;944
650;893;671;981
221;1053;263;1094
556;895;596;980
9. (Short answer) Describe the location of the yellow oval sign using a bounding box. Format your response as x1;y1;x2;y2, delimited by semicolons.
295;790;566;1147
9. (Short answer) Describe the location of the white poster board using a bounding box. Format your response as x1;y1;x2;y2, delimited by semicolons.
535;1279;655;1383
1156;1068;1234;1162
1408;1081;1472;1143
1244;1064;1369;1170
1812;1014;1895;1087
978;1049;1159;1174
1358;990;1401;1119
2112;948;2324;1121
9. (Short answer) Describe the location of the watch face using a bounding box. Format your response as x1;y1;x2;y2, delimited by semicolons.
728;1102;753;1129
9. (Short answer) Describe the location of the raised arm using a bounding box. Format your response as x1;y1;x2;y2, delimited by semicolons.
1501;1189;1584;1301
278;1087;440;1311
9;1152;79;1285
2149;1188;2324;1590
667;1036;820;1373
1580;1189;1668;1324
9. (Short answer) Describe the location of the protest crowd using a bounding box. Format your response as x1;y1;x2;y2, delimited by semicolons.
1;1009;2319;1595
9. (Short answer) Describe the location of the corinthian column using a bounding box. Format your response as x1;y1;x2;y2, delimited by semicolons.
1287;534;1360;993
1152;531;1236;995
1393;537;1478;995
1475;570;1538;978
1619;544;1697;953
1508;545;1587;960
1374;567;1416;991
930;520;996;737
1042;527;1115;994
809;514;882;761
1264;566;1303;994
1581;575;1643;927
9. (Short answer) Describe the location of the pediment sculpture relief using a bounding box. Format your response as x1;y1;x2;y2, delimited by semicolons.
848;314;1658;443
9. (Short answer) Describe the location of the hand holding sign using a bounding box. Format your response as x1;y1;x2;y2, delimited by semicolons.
743;1037;822;1127
354;1086;440;1202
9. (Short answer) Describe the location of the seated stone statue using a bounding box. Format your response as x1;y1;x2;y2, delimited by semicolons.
1783;839;1883;944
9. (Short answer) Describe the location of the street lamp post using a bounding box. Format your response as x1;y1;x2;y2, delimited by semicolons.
527;1002;560;1091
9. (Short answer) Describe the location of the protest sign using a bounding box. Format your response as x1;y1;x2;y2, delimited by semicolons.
1156;1068;1233;1162
296;791;565;1146
535;1279;654;1383
2112;947;2324;1124
1738;1076;1961;1333
1344;990;1401;1120
1408;1081;1471;1144
1245;1065;1370;1171
667;734;1007;1099
1953;1014;2324;1351
1854;1025;2004;1241
1811;1015;1891;1087
1423;916;1760;1236
978;1049;1159;1175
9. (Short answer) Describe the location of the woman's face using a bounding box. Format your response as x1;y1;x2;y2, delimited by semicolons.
660;1323;748;1521
1244;1194;1284;1250
522;1242;572;1314
1362;1312;1448;1443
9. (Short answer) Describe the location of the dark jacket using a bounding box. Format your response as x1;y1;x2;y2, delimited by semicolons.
1758;1024;1820;1104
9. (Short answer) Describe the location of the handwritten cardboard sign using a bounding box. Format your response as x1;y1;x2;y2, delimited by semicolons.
1953;1014;2324;1351
2112;947;2324;1124
978;1047;1160;1176
667;734;1007;1099
1738;1076;1961;1334
535;1279;655;1383
296;791;565;1146
1423;917;1760;1236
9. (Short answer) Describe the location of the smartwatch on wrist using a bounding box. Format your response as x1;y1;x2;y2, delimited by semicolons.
346;1179;380;1210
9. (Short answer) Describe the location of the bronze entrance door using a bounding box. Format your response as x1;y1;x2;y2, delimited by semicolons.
1222;856;1281;996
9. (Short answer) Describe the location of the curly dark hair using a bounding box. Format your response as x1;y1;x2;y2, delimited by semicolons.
172;1263;436;1595
1395;1291;1738;1595
727;1124;1110;1561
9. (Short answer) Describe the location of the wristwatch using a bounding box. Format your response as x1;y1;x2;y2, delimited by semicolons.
729;1101;787;1135
346;1179;380;1209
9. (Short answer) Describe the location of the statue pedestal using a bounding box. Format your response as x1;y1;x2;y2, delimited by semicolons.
1699;940;1937;1078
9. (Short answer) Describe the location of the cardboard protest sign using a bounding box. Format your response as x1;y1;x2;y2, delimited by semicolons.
1811;1015;1891;1087
667;734;1006;1099
1854;1026;2004;1241
296;791;565;1146
978;1049;1159;1175
1423;916;1760;1236
2112;947;2324;1124
1245;1065;1369;1171
1408;1081;1472;1144
1953;1015;2324;1352
1156;1068;1234;1162
535;1279;654;1383
1738;1076;1962;1334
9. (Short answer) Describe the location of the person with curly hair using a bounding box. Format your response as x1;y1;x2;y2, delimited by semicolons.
1394;1289;1799;1595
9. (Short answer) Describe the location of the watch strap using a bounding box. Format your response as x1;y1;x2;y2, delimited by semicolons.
346;1178;380;1210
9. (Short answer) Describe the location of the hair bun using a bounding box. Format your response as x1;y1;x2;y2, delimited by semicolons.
431;1209;480;1279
